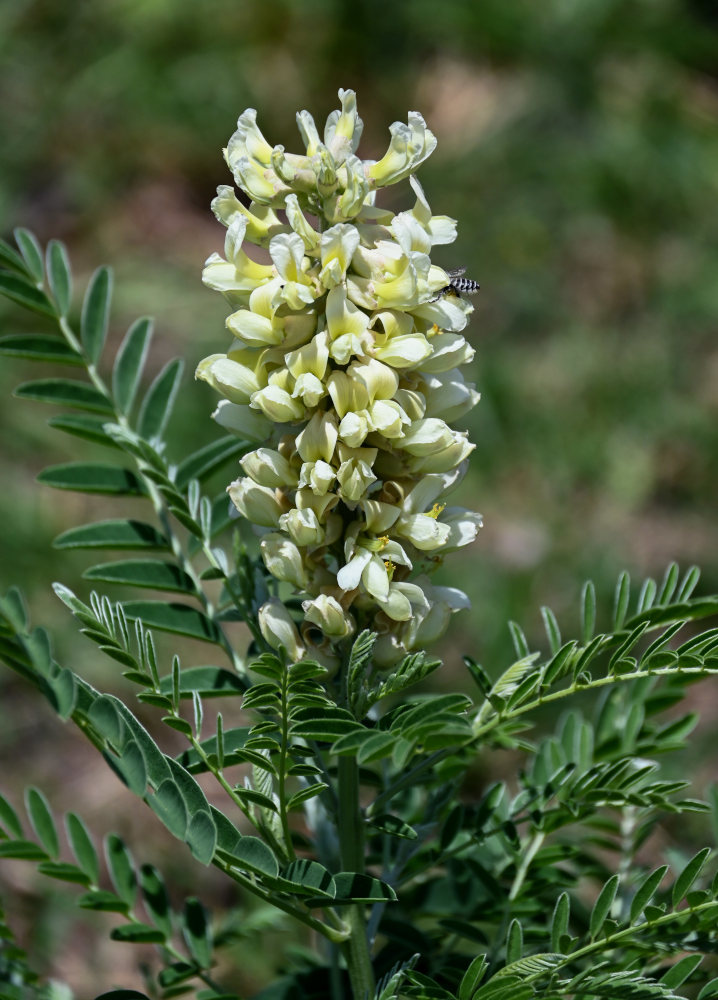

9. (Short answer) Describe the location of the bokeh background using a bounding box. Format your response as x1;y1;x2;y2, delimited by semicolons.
2;0;718;994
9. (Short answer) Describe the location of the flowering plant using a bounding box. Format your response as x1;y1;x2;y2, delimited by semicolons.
2;90;718;1000
197;88;480;670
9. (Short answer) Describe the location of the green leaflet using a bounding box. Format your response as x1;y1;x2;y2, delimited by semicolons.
182;897;213;968
95;989;151;998
672;847;711;907
368;813;418;840
38;462;144;495
24;787;59;859
14;378;113;413
121;601;220;642
137;357;184;440
81;266;112;364
83;559;194;593
280;859;335;898
77;889;129;913
37;861;90;885
66;812;99;884
139;864;173;938
0;236;28;274
54;519;168;551
0;793;23;839
106;740;148;796
148;780;188;840
589;874;620;938
13;228;44;283
0;839;49;861
186;811;217;866
110;924;166;944
225;836;279;878
48;414;122;448
112;316;153;416
0;272;54;316
46;239;72;316
105;833;137;908
0;333;81;364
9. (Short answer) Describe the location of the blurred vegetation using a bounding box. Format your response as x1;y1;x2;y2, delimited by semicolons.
2;0;718;992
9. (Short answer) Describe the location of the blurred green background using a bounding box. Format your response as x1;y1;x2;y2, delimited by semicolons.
2;0;718;992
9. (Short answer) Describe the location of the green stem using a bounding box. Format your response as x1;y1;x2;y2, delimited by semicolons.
522;897;718;987
509;830;544;902
278;665;297;862
338;755;375;1000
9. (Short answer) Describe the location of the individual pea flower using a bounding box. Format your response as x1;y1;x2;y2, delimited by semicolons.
365;113;437;188
203;217;274;304
199;89;483;664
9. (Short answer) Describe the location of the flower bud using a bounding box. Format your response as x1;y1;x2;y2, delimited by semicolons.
279;507;325;547
226;308;283;347
250;385;305;423
258;599;305;660
417;332;475;373
336;445;377;502
302;594;353;638
422;370;481;422
374;333;432;368
292;373;326;407
361;499;401;533
296;411;339;463
261;534;307;588
400;418;455;457
319;224;361;289
298;460;336;496
196;355;261;404
241;448;298;488
212;185;282;244
338;410;370;448
368;399;409;439
407;433;475;474
227;478;284;527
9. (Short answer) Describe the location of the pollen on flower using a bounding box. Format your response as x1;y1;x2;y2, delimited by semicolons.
198;88;482;666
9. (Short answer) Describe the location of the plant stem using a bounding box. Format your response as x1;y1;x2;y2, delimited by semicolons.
338;755;375;1000
278;663;297;861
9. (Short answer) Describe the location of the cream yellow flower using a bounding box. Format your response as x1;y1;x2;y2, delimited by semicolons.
199;90;482;663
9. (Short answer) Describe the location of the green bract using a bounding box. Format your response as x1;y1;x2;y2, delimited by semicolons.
198;89;481;665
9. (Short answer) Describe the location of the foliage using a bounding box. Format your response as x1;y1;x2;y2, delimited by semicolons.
2;228;718;998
